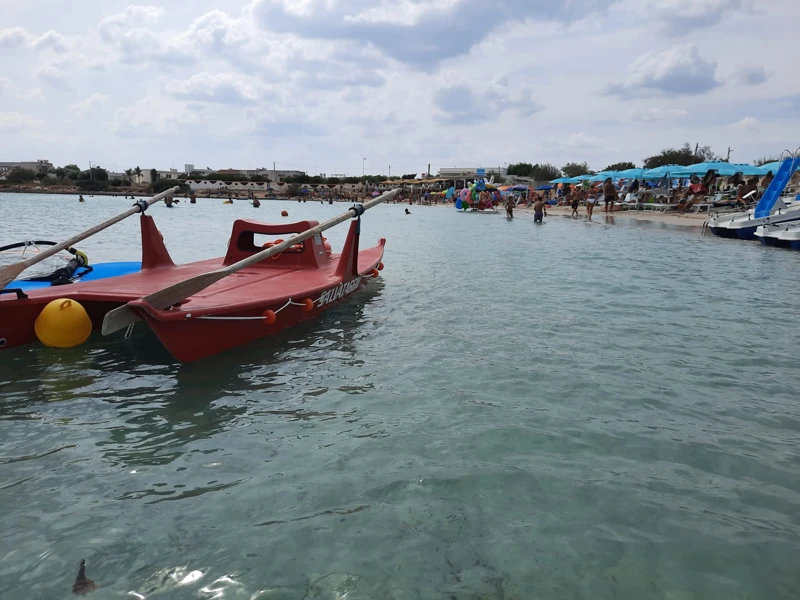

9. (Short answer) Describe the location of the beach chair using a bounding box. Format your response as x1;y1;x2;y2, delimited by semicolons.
693;193;723;213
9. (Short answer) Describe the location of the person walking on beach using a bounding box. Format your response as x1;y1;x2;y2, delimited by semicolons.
571;189;580;217
603;178;617;213
533;197;547;223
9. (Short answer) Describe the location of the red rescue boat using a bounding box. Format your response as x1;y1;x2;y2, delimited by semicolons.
0;206;388;362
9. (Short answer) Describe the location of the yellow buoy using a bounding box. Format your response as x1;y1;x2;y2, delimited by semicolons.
34;299;92;348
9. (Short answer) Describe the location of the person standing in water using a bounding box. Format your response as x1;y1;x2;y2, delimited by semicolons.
533;197;547;223
603;178;617;213
505;196;514;219
571;189;581;217
78;195;85;202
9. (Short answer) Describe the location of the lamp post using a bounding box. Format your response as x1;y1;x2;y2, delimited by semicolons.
362;158;366;178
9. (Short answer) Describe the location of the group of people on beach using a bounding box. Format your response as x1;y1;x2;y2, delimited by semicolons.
550;169;775;218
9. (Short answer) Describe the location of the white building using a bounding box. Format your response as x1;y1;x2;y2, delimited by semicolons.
437;167;508;179
140;168;181;184
0;159;54;174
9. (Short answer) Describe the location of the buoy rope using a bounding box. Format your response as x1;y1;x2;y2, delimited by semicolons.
187;278;370;321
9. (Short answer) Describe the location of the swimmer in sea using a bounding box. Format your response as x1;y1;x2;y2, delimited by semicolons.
78;195;85;202
405;208;411;214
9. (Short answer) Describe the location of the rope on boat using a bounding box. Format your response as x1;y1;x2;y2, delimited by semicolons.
186;277;371;321
188;298;314;321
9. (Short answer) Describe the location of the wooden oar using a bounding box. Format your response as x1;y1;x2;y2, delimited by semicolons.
0;186;180;291
101;189;399;335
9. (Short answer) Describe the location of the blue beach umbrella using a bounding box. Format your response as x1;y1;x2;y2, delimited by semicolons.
617;168;646;179
682;161;764;177
757;160;799;174
549;177;581;184
588;173;619;182
642;165;691;179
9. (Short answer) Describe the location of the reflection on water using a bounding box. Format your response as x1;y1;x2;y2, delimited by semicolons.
1;194;800;599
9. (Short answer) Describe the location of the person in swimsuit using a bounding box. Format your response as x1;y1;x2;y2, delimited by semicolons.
533;198;546;223
505;197;514;219
586;191;598;219
571;190;580;217
603;178;617;213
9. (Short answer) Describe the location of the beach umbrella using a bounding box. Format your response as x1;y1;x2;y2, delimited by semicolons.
617;168;646;179
757;160;800;174
536;185;553;190
759;161;781;173
681;161;764;177
573;174;594;181
642;165;691;179
549;177;581;184
587;173;618;182
729;164;767;176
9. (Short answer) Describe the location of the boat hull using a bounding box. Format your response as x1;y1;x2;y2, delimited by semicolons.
136;274;376;362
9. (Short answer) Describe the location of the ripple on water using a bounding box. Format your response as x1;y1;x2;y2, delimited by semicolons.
1;194;800;599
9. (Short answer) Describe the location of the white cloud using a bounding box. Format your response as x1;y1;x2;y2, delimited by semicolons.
36;65;73;91
604;44;719;98
169;73;264;104
732;116;758;129
0;0;795;177
0;112;45;132
433;80;542;125
70;93;110;118
0;27;30;48
31;30;68;52
23;88;46;101
0;78;14;94
113;95;201;138
616;0;747;34
735;65;769;87
567;133;601;149
98;5;165;42
632;108;688;122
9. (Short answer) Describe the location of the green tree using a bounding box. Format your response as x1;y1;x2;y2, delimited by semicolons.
754;155;780;166
150;168;159;182
604;162;637;172
134;166;142;182
531;163;562;181
63;164;81;180
150;179;191;194
125;168;133;178
507;162;534;177
6;167;37;182
562;162;593;178
643;143;720;169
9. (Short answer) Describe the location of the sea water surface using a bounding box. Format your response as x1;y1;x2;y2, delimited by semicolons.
1;192;799;599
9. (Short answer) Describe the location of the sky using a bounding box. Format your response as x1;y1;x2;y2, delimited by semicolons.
1;0;798;176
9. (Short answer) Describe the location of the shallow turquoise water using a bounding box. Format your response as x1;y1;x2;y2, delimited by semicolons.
1;192;800;599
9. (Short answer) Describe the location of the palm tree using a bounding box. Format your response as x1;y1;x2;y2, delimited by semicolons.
134;166;142;184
